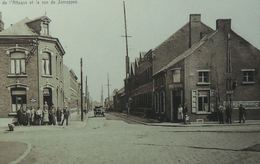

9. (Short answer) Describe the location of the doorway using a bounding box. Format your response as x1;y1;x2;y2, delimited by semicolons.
43;88;52;109
171;89;183;122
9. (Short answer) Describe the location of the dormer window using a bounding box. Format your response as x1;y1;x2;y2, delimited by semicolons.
41;22;49;35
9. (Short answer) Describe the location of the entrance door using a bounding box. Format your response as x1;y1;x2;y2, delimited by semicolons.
43;88;52;109
171;89;182;122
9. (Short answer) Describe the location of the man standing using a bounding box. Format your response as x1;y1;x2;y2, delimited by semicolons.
239;104;246;123
62;106;70;126
226;104;232;124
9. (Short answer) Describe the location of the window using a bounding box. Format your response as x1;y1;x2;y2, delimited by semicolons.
42;52;52;75
242;69;255;84
172;69;181;83
160;91;165;113
10;52;26;75
198;90;210;113
42;23;49;35
198;70;210;84
11;88;27;112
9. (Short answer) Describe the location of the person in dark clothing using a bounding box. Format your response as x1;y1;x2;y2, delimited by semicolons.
218;105;224;124
239;104;246;123
226;105;232;124
17;108;22;126
61;106;70;126
56;107;62;125
183;105;188;124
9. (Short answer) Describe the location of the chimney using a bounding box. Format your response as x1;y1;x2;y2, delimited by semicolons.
0;12;4;32
216;19;231;32
189;14;201;48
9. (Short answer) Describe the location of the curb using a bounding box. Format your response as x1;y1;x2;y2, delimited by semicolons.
10;141;32;164
111;113;260;128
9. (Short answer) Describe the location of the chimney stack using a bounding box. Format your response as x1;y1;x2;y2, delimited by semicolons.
189;14;201;48
0;12;4;32
216;19;231;32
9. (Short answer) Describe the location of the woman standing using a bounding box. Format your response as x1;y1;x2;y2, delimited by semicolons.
177;104;183;122
42;108;49;125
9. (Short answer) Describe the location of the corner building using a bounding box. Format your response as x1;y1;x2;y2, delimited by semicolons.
0;14;65;117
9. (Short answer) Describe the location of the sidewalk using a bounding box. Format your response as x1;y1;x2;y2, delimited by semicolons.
0;108;89;130
110;112;260;127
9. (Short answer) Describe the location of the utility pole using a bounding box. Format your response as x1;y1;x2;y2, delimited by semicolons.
106;73;111;110
80;58;83;121
101;84;104;106
122;1;131;115
85;75;88;112
122;1;131;78
107;73;111;102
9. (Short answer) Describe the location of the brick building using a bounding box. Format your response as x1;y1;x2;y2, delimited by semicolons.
63;65;80;109
0;14;65;117
153;14;213;121
153;16;260;122
124;50;153;117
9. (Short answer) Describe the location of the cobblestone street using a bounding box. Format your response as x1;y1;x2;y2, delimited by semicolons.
0;112;260;164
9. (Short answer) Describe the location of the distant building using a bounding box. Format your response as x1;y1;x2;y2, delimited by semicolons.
125;50;153;117
0;13;65;117
63;65;80;109
153;15;260;122
113;87;125;112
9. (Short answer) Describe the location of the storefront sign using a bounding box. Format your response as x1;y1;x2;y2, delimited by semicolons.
224;101;260;109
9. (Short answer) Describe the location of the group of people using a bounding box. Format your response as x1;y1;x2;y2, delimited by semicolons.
177;104;189;124
15;102;71;126
218;104;246;124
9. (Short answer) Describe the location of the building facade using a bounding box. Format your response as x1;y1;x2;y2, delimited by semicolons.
125;51;153;117
153;14;213;121
154;18;260;122
0;14;65;117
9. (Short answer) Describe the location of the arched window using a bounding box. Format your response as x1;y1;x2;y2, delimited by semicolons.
42;52;52;75
10;52;26;75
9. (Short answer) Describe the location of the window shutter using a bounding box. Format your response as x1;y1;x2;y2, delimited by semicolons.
191;90;197;113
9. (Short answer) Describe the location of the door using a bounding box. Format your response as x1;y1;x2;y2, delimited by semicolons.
171;89;182;122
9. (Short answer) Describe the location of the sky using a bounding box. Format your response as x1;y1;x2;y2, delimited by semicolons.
1;0;260;101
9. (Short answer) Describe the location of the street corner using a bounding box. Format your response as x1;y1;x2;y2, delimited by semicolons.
0;141;31;164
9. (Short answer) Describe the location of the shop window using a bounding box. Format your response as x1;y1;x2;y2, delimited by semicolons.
42;52;52;75
11;88;27;112
10;52;26;75
198;90;210;113
242;69;255;84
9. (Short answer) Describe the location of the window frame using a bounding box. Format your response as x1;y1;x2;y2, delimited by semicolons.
42;52;52;76
197;70;211;85
171;68;181;83
10;52;26;75
197;90;211;114
242;69;255;84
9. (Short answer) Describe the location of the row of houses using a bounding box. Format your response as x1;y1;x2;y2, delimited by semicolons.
114;14;260;122
0;13;81;117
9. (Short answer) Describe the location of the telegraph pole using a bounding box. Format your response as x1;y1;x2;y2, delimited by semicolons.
107;73;111;102
85;75;88;112
122;1;131;78
80;58;83;121
101;84;104;106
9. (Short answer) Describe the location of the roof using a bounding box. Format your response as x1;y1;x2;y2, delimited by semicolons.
0;18;37;36
153;30;218;76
